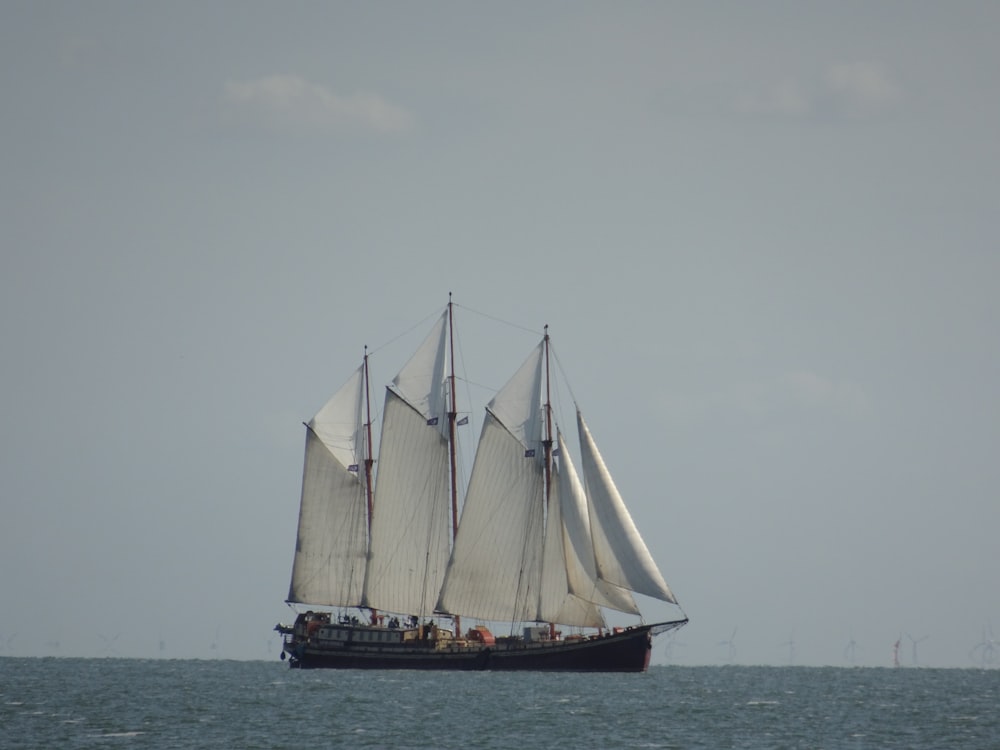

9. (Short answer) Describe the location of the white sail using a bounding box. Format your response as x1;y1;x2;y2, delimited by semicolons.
287;365;370;607
578;410;677;604
538;455;606;628
437;343;546;622
555;431;640;615
363;312;453;617
391;310;451;440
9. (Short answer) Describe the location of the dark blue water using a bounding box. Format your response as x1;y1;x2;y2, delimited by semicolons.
2;658;997;748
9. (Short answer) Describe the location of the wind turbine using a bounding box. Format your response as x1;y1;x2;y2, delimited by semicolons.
892;634;901;668
970;624;997;669
718;627;737;664
779;633;796;665
844;631;860;665
907;633;929;667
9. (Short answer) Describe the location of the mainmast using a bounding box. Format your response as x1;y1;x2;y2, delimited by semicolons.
447;293;461;636
363;346;378;625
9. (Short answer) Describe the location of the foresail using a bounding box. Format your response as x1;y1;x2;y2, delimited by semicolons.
437;343;546;623
555;431;640;615
578;411;677;604
287;366;369;607
363;312;453;617
538;458;606;628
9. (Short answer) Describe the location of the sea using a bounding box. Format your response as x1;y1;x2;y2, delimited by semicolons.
1;658;997;749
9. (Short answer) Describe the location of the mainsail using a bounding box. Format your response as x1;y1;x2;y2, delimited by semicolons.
436;343;547;623
287;365;370;607
362;311;453;617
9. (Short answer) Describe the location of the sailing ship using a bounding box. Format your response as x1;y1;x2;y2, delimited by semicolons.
275;299;687;671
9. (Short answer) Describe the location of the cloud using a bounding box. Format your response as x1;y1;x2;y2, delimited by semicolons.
224;75;413;134
825;61;901;113
734;61;902;120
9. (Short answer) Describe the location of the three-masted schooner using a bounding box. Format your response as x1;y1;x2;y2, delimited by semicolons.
275;299;687;671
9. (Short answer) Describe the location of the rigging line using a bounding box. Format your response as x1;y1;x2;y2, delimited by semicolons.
452;302;543;337
365;305;444;359
549;343;580;407
457;376;505;395
546;343;580;459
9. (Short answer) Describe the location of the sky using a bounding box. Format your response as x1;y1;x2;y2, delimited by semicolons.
1;2;998;668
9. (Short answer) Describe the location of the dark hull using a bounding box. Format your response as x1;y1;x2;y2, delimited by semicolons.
282;620;686;672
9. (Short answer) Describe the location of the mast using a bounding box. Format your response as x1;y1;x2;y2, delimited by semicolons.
363;346;378;625
542;325;556;638
542;325;553;498
447;294;461;636
362;346;375;527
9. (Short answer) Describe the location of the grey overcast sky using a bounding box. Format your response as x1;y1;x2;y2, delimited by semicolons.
2;2;998;667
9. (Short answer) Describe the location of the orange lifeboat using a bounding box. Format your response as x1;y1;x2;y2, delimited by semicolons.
465;626;496;646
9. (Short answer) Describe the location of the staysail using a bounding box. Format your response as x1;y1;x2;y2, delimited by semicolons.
287;365;370;607
537;450;605;627
578;410;677;604
554;430;640;615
